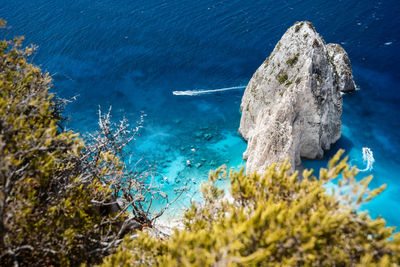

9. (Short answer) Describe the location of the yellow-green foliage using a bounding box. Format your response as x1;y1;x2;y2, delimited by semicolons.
0;22;126;266
102;151;400;266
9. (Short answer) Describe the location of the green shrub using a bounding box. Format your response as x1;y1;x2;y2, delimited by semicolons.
0;20;166;266
0;23;112;266
101;150;400;266
277;73;288;84
286;54;299;67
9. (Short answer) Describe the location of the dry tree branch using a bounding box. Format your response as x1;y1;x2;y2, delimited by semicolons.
74;107;186;254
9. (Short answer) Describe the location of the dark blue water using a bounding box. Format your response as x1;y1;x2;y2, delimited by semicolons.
2;0;400;224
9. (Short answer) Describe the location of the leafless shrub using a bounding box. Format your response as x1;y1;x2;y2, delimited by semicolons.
75;107;185;254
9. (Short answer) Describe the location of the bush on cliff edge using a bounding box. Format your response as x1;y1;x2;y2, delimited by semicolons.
0;20;166;266
102;151;400;266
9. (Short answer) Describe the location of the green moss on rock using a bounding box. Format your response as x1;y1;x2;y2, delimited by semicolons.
277;73;288;84
286;53;299;67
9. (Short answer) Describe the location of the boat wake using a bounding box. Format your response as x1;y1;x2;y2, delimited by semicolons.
359;147;375;172
173;85;246;96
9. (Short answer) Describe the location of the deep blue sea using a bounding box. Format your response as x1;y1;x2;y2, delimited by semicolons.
2;0;400;225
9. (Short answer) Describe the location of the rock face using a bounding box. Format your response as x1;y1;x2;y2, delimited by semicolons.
326;43;356;93
239;21;355;174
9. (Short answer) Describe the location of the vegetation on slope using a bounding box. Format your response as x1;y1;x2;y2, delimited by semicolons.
102;151;400;266
0;20;168;266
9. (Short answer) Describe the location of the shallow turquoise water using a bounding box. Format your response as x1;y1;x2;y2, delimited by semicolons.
1;0;399;225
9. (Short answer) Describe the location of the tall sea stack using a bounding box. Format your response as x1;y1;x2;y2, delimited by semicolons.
239;21;355;174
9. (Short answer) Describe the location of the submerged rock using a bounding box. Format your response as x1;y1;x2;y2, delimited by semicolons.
239;21;355;174
203;133;213;141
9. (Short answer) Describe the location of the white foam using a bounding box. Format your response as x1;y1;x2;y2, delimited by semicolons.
360;147;375;172
173;85;246;96
341;84;361;95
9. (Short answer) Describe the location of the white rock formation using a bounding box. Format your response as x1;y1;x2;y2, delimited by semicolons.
326;43;356;93
239;21;355;174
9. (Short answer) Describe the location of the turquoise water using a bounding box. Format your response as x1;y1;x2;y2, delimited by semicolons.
1;0;399;225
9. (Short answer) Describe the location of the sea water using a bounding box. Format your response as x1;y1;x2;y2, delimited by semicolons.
1;0;399;226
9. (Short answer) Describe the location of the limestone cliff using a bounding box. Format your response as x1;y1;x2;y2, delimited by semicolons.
326;43;356;93
239;21;355;174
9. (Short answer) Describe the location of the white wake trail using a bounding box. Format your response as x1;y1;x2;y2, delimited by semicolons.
173;85;246;96
359;147;375;172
